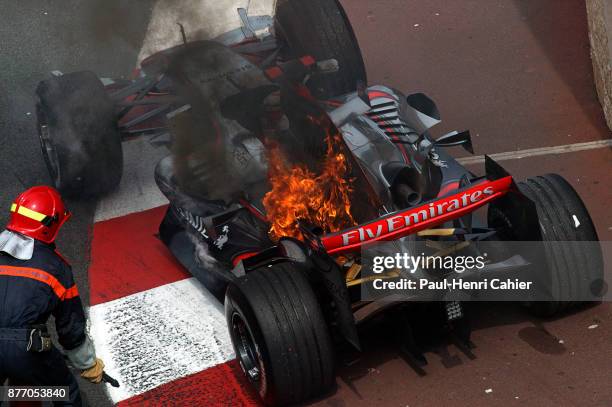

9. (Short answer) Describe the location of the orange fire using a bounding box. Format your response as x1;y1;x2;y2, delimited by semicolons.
262;122;356;241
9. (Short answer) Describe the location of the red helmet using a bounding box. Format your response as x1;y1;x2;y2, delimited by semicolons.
6;186;71;243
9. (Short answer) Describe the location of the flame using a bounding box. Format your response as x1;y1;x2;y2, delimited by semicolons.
263;121;356;241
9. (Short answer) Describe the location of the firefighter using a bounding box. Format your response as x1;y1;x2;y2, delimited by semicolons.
0;186;105;406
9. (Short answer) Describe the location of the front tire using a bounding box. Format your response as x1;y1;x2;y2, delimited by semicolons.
36;71;122;197
274;0;367;99
225;262;335;406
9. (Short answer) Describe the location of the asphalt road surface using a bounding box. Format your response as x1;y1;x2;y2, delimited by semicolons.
309;1;612;406
0;1;155;405
0;1;610;406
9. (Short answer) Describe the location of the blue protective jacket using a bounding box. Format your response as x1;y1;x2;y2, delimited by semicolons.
0;239;86;350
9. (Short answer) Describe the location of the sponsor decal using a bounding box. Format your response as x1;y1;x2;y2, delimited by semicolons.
429;150;448;168
321;176;512;254
178;208;209;239
178;208;230;250
214;225;230;249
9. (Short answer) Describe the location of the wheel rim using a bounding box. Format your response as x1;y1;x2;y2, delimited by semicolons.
231;312;263;385
36;105;62;188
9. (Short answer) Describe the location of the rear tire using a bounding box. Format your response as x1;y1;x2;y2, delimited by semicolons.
36;71;122;197
225;262;335;406
517;174;603;317
274;0;367;99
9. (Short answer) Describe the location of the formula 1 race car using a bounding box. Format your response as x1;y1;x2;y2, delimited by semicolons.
34;1;603;405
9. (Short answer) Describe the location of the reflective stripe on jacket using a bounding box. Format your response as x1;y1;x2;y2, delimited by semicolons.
0;239;86;350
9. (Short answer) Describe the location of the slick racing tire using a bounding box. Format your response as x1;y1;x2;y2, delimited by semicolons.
517;174;604;317
225;262;335;406
275;0;367;99
36;71;122;197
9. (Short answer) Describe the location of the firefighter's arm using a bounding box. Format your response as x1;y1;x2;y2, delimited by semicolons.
52;265;105;383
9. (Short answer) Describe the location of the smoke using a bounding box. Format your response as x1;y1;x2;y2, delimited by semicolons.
136;0;277;62
90;0;154;54
162;39;351;213
273;86;336;172
186;229;219;270
164;41;271;203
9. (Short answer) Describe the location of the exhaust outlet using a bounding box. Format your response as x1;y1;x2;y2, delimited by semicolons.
394;183;422;207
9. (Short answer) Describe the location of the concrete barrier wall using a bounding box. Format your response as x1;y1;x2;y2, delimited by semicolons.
586;0;612;130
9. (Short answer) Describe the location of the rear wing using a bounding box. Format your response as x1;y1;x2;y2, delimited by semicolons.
321;175;514;255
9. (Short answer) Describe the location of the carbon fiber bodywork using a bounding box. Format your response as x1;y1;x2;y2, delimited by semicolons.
152;42;536;349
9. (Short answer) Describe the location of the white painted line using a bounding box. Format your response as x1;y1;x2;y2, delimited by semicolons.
94;138;169;222
88;278;234;403
457;139;612;166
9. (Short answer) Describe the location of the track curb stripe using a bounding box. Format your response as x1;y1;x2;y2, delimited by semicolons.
89;278;235;403
89;205;189;305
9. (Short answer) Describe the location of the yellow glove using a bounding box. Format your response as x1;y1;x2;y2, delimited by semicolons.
81;358;105;384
